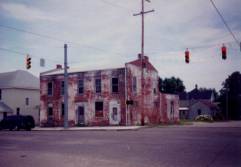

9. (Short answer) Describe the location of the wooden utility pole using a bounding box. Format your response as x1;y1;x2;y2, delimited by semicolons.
133;0;154;125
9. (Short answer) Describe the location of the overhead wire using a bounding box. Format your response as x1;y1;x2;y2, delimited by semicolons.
210;0;240;46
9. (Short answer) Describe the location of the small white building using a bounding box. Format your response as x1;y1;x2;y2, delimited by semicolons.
0;70;40;124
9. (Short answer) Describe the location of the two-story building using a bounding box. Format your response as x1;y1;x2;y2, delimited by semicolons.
0;70;40;124
40;55;179;126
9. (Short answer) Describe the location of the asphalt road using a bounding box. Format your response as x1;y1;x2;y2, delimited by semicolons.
0;126;241;167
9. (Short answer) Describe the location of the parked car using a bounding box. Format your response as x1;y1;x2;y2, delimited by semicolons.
0;115;35;131
195;114;213;122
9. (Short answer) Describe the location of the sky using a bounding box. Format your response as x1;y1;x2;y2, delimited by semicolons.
0;0;241;91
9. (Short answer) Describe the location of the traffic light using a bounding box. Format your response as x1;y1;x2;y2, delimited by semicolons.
221;44;227;60
26;55;31;69
185;48;190;63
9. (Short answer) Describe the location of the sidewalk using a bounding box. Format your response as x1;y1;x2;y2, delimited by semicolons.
33;126;142;131
165;121;241;128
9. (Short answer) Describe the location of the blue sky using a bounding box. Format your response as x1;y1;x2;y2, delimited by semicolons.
0;0;241;91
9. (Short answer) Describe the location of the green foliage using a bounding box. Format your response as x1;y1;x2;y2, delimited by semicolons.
218;71;241;120
159;77;185;94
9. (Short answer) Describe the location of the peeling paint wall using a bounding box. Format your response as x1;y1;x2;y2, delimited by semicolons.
126;56;160;125
160;93;179;123
40;68;126;127
40;56;180;127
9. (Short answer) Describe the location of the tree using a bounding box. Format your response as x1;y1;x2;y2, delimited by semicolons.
218;71;241;120
159;77;185;94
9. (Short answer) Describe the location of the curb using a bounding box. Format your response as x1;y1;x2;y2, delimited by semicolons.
32;126;142;131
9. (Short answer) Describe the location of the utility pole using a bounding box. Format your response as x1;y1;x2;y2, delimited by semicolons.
64;44;68;128
133;0;154;125
226;87;229;120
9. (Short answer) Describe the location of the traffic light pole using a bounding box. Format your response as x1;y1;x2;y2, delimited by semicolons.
64;44;68;128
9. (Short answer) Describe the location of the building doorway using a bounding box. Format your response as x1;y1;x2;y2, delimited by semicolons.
47;106;53;125
77;106;85;126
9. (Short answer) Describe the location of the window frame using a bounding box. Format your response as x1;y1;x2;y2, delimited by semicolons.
95;78;101;93
95;101;103;117
112;78;119;93
25;97;29;106
61;103;64;117
78;79;84;94
47;82;53;96
132;76;137;94
61;81;65;95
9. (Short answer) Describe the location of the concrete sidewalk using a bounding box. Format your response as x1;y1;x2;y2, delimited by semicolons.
166;121;241;128
33;126;142;131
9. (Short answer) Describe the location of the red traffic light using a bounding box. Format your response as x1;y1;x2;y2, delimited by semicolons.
185;48;190;63
221;44;227;60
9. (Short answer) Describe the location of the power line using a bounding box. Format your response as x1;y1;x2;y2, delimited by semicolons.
0;24;63;42
0;24;125;57
210;0;240;46
100;0;132;11
0;47;61;63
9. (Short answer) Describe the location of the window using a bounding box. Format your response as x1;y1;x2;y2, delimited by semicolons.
78;79;84;94
0;89;2;100
48;107;53;116
153;88;157;95
16;108;20;115
95;101;103;117
132;77;137;93
112;78;119;93
47;82;53;95
95;79;101;93
3;112;7;118
61;81;64;95
112;107;118;121
61;103;65;117
25;97;29;106
198;109;202;115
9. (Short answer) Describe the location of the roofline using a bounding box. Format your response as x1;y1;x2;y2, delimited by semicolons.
0;87;39;90
41;67;125;76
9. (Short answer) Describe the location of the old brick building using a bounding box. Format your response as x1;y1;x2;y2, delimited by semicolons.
40;55;179;126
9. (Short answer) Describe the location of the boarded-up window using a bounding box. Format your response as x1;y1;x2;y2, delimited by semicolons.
132;77;137;93
95;101;103;117
61;103;65;117
78;79;84;94
112;78;119;93
61;81;64;95
25;97;29;106
95;79;101;93
48;82;53;95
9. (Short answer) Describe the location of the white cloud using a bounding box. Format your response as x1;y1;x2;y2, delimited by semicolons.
0;0;240;91
0;3;60;22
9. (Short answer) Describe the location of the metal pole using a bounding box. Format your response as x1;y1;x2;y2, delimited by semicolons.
64;44;68;128
140;0;145;126
125;64;128;126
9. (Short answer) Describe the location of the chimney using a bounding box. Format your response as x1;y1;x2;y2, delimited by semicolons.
195;84;198;90
138;54;149;61
138;53;142;59
56;64;62;69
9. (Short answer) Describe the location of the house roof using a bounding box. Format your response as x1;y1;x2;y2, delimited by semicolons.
0;101;13;113
190;100;219;111
127;57;158;72
179;88;213;100
0;70;39;90
40;66;125;76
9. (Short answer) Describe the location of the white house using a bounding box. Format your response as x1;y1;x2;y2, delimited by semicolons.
0;70;40;124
